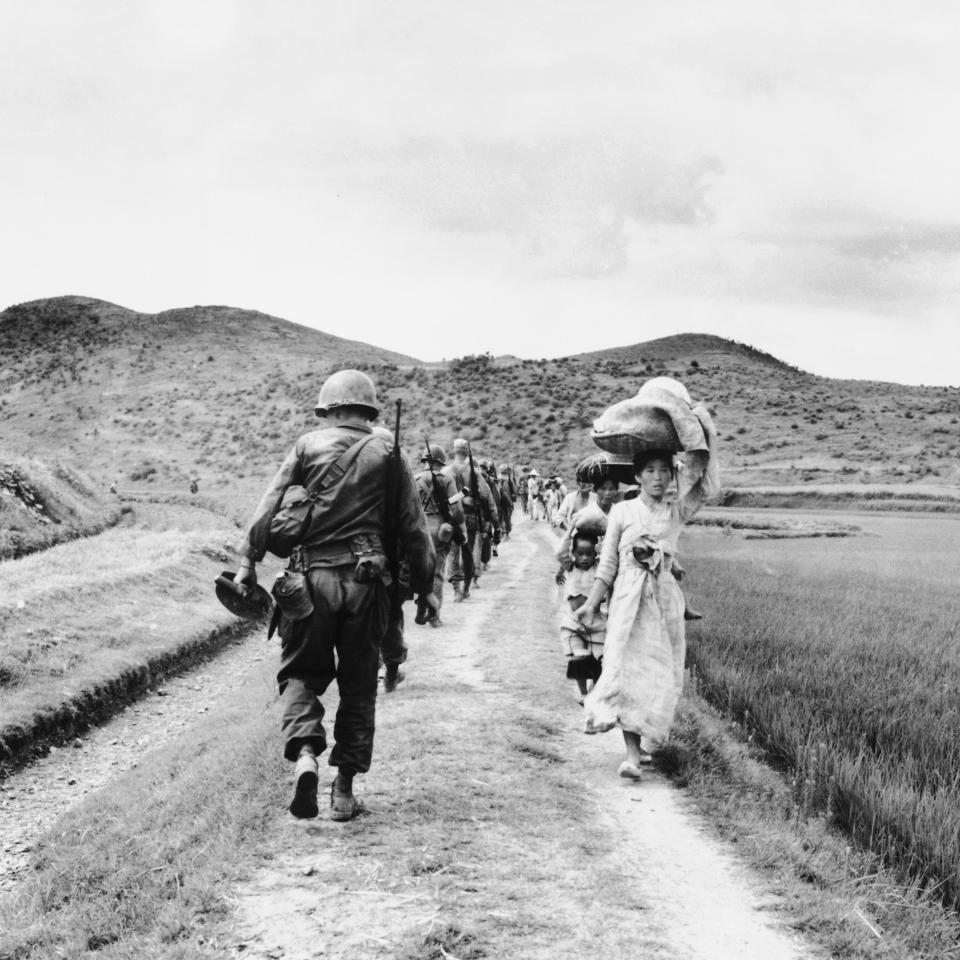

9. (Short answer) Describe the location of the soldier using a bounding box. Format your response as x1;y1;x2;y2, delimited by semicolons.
236;369;436;822
497;464;516;539
479;458;502;570
414;444;467;626
442;438;498;600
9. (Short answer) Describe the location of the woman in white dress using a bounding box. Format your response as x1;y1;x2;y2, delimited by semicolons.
573;422;718;780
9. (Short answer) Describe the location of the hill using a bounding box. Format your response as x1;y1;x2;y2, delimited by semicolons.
1;296;958;498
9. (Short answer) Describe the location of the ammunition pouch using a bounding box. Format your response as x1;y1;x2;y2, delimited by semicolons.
354;553;387;583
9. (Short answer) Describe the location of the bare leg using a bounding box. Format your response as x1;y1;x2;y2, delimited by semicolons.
618;731;644;779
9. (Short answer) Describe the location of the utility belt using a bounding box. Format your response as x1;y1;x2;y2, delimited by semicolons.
291;533;386;576
273;533;388;628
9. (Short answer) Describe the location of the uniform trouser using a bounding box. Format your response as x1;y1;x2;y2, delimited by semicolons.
432;539;452;611
447;517;478;587
381;607;406;669
277;563;388;772
480;526;493;565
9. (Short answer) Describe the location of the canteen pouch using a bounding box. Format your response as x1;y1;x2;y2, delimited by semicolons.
271;570;314;621
437;522;455;545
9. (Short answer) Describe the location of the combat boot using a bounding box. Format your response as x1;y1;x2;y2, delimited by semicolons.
330;768;360;822
383;664;405;692
289;747;319;819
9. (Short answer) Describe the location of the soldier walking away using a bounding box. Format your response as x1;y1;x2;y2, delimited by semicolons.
442;439;498;599
235;369;436;822
497;464;516;539
414;443;467;627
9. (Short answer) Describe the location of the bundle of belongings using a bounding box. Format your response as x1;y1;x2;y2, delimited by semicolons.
590;376;710;457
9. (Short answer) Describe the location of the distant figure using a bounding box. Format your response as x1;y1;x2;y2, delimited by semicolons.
109;479;118;495
189;476;199;495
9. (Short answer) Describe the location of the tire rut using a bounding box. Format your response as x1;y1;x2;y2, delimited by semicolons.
0;630;274;890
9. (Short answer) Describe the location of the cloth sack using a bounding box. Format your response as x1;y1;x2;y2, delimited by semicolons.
591;376;708;456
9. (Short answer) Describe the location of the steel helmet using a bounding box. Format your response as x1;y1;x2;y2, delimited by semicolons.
421;444;447;465
315;369;380;418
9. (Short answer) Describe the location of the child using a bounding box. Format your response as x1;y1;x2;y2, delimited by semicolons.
558;533;608;702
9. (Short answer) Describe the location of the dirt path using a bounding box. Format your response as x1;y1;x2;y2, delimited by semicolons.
0;632;274;890
233;514;818;960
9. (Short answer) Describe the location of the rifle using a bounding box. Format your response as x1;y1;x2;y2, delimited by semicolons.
423;437;465;545
466;442;491;530
384;400;404;621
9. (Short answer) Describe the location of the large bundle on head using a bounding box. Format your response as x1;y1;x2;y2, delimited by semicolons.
576;451;636;489
590;377;708;455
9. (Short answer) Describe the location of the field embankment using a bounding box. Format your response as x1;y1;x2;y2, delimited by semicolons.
0;457;122;561
0;504;267;774
717;485;960;514
683;511;960;907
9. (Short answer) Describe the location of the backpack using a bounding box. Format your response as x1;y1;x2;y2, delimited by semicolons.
266;434;377;558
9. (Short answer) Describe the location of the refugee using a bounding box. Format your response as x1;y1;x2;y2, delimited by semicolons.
545;480;561;526
517;471;529;515
557;456;619;572
527;469;544;521
557;462;595;529
558;532;608;703
574;420;718;780
236;369;436;822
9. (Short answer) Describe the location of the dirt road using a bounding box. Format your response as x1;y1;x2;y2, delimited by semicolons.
233;514;817;960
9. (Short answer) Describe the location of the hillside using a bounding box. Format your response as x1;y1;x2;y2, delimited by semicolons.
1;297;958;499
0;456;121;559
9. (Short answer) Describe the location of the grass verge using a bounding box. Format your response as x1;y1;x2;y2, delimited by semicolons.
660;691;960;959
0;505;264;774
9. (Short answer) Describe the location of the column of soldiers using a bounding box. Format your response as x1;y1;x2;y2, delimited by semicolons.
235;369;519;824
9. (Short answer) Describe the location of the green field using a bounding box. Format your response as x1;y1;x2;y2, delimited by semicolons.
683;510;960;905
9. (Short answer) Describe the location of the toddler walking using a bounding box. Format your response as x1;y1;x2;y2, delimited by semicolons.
558;533;608;702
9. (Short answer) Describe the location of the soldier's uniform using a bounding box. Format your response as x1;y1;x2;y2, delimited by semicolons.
239;370;434;820
442;439;499;599
414;444;466;620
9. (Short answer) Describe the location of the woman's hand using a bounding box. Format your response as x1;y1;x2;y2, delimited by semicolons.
573;602;597;623
555;568;566;586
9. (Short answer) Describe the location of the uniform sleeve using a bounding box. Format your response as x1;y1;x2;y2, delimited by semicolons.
396;452;437;595
479;476;500;530
243;441;304;561
595;504;624;587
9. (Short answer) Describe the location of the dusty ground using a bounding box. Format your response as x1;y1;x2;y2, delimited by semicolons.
232;514;817;960
0;633;273;890
0;509;820;957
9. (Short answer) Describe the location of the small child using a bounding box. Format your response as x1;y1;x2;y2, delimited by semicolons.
558;534;608;702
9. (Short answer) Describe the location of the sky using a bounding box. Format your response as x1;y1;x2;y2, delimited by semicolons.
1;1;959;385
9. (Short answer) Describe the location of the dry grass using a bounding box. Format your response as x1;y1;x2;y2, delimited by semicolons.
0;504;254;770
